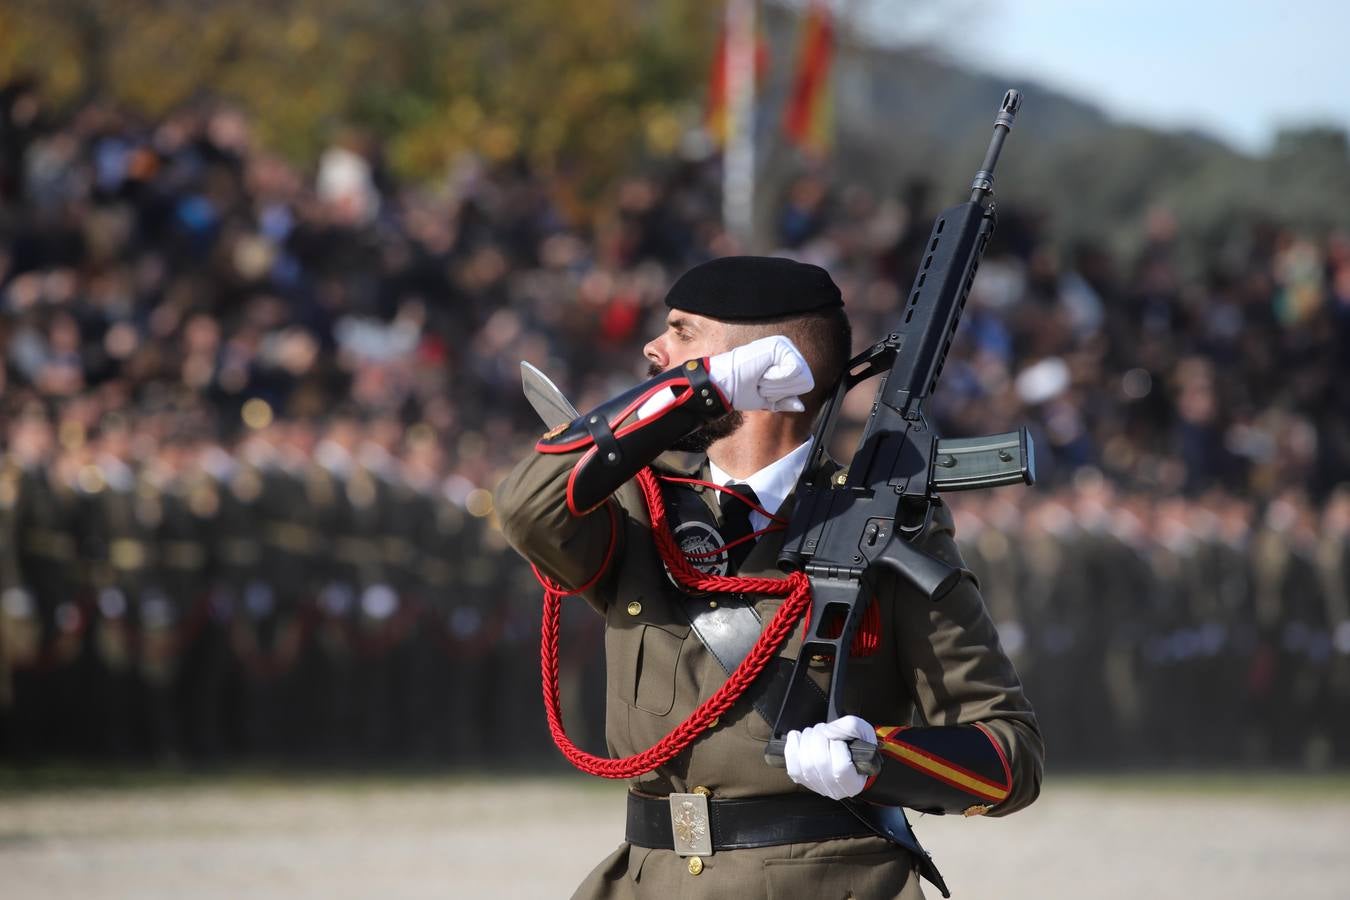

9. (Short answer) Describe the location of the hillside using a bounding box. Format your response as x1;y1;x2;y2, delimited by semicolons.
761;4;1350;254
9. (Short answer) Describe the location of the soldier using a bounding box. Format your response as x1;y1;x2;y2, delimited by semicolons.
479;499;554;766
1274;493;1334;767
496;257;1041;899
1142;496;1205;765
307;415;364;759
422;466;502;765
365;422;429;759
1071;474;1147;766
348;419;409;759
1014;492;1092;765
241;422;321;758
1250;491;1327;765
82;414;154;759
407;440;467;761
1316;487;1350;764
177;432;237;761
0;429;28;754
957;493;1030;679
398;424;460;761
141;431;217;759
10;410;87;758
1100;493;1157;763
210;430;266;757
1185;492;1253;764
1214;494;1261;763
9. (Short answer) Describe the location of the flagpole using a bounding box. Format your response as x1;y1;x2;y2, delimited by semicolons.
723;0;756;247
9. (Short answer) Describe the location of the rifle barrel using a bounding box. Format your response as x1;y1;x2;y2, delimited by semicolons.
969;89;1022;202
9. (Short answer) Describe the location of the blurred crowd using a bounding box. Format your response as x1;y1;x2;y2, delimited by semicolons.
2;79;1349;767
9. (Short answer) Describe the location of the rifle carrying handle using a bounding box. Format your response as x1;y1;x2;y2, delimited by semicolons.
764;737;883;776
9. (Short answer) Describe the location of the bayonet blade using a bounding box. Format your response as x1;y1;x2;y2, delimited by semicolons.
520;361;580;429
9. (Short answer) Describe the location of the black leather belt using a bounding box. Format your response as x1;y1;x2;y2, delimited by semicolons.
625;790;877;851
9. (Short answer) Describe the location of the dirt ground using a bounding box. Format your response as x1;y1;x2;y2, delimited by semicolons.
2;772;1348;899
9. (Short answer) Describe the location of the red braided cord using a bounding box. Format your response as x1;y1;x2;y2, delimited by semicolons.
536;466;813;778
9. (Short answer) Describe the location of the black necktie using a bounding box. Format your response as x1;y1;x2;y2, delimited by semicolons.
719;482;760;573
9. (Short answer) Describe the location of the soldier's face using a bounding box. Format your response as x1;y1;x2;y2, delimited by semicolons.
643;310;743;452
643;310;735;373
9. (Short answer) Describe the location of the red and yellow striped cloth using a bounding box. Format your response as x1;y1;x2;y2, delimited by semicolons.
874;724;1012;803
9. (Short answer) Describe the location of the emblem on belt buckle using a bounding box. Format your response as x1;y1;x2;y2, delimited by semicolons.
668;792;713;857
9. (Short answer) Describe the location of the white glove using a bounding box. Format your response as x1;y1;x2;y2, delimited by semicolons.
783;715;877;800
708;335;814;413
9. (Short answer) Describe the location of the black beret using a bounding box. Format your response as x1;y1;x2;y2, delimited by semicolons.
664;256;842;321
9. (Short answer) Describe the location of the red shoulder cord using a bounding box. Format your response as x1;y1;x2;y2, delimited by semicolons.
534;467;815;779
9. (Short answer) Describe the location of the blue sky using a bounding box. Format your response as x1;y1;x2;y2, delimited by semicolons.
862;0;1350;153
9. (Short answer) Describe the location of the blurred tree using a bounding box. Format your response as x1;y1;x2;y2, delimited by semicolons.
0;0;720;194
1262;127;1350;229
4;0;1350;247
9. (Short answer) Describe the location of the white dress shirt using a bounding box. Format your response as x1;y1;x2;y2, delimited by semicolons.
708;440;813;534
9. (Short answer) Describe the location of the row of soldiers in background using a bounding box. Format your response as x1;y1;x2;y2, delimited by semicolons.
960;475;1350;770
0;406;580;766
4;410;1350;770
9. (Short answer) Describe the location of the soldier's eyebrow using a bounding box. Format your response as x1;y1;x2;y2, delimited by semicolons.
668;315;697;335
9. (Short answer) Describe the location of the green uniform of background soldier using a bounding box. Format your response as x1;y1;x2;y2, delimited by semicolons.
497;257;1043;899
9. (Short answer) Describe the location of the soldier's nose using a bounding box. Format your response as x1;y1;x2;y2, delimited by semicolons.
643;337;667;369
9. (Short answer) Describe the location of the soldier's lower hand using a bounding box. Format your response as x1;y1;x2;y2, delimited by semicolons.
708;335;814;413
783;715;877;800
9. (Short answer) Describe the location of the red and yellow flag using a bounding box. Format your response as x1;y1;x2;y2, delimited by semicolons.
705;10;769;149
783;0;836;156
705;29;731;146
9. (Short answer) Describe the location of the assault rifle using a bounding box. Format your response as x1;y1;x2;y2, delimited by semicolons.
765;90;1035;774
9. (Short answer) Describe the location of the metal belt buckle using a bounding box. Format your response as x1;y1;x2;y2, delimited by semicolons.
668;792;713;857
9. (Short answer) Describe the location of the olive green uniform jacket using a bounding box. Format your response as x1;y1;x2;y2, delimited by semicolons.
497;446;1042;900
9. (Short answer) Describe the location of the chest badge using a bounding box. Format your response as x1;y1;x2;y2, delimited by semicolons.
671;520;729;578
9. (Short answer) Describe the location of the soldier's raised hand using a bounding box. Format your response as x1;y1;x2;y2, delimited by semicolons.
708;335;814;413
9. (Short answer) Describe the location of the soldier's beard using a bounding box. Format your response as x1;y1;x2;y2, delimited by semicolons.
648;362;744;453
